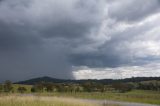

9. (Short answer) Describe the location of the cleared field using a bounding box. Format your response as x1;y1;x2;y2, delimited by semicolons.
0;95;118;106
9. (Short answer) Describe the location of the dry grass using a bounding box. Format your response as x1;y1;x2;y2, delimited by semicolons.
0;95;119;106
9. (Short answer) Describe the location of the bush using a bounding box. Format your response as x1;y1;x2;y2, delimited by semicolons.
31;87;36;92
17;87;27;93
112;83;133;93
3;80;13;92
0;84;3;92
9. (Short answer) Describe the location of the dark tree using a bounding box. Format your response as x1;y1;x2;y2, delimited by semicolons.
34;82;45;92
82;81;93;92
112;83;133;93
31;87;36;92
3;80;13;92
17;87;27;93
45;82;54;92
0;84;3;92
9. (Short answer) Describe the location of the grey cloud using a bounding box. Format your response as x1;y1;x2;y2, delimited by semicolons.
70;52;129;68
41;21;92;39
0;22;42;51
73;63;160;79
0;0;106;81
108;0;160;22
70;0;160;69
0;41;72;82
0;0;160;81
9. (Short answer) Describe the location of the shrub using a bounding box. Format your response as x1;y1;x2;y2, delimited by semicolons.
17;87;27;93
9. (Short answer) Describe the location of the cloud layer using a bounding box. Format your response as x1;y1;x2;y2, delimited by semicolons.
0;0;160;81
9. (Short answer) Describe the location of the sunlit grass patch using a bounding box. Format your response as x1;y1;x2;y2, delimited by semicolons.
0;96;97;106
0;95;119;106
35;90;160;105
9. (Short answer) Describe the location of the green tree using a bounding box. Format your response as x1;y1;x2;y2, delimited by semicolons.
34;82;45;92
31;87;36;92
4;80;13;92
0;84;3;92
56;84;65;92
82;81;93;92
17;87;27;93
45;82;54;92
112;83;133;93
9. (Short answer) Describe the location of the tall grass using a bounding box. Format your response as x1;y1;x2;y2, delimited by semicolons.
0;95;118;106
35;90;160;105
0;96;97;106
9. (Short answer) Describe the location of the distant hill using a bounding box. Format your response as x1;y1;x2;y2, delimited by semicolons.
15;76;69;85
15;76;160;85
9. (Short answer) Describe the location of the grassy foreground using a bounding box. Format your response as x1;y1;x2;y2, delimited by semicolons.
9;85;160;105
36;90;160;105
0;95;118;106
0;96;96;106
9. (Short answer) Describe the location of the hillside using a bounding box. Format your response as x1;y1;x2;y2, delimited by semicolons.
15;76;160;85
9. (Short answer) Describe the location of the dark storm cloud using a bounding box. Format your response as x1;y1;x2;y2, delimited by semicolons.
41;21;92;38
0;0;160;81
0;22;43;50
0;0;106;81
70;53;129;68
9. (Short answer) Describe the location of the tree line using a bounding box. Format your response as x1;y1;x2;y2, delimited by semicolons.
0;80;27;93
0;80;160;93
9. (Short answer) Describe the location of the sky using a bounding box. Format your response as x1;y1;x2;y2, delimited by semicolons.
0;0;160;82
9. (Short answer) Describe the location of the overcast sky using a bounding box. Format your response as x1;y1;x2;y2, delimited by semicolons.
0;0;160;82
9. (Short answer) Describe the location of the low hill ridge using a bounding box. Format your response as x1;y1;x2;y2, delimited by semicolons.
15;76;160;85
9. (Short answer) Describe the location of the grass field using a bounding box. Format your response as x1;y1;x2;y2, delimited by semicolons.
0;95;118;106
6;84;160;105
36;90;160;105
